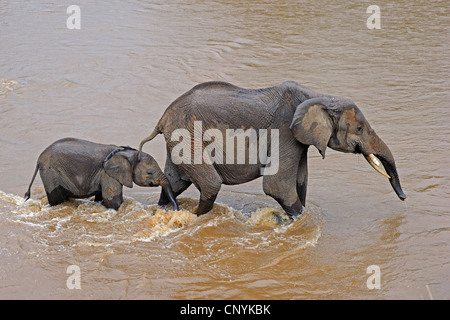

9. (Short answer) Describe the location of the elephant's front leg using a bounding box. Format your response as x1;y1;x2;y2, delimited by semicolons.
262;141;304;219
46;185;70;206
101;177;123;210
262;166;304;219
94;192;103;202
296;147;309;207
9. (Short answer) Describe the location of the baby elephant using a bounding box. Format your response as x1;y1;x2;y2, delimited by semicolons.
24;137;178;210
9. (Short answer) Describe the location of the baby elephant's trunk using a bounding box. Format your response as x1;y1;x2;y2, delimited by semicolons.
160;178;179;211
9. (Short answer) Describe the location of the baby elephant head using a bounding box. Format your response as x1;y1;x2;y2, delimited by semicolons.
103;147;178;210
290;97;406;201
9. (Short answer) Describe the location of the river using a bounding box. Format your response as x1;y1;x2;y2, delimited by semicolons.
0;0;449;299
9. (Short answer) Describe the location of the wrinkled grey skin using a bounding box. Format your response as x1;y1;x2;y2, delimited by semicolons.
139;81;406;218
25;137;178;210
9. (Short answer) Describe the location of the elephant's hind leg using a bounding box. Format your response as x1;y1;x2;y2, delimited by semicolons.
189;165;222;216
158;155;192;206
158;179;191;206
40;168;70;206
46;185;70;206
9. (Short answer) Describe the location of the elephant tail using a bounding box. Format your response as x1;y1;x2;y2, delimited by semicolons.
138;127;161;160
24;163;39;201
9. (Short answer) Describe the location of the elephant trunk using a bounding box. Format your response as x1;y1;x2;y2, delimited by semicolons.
159;177;179;211
364;133;406;201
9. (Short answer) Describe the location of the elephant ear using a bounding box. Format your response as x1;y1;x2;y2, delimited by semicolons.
103;149;135;188
290;98;333;159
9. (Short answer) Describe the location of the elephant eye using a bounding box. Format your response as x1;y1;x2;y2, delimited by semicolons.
147;170;153;175
357;125;363;132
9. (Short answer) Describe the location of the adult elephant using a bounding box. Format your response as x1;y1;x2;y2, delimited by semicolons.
139;81;406;218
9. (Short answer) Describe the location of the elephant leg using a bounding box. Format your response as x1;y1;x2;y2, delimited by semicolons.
94;192;103;202
274;196;304;218
46;185;70;206
197;192;218;216
101;177;123;210
262;166;304;219
189;165;222;216
158;179;191;206
40;169;70;206
296;147;309;207
158;155;192;206
262;141;304;219
102;191;123;210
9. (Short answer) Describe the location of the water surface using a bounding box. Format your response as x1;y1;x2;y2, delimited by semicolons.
0;0;449;299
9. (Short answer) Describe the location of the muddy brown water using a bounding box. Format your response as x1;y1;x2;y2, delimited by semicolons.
0;0;449;299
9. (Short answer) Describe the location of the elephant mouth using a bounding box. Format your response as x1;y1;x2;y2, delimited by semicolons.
353;144;362;154
355;144;391;178
148;178;162;187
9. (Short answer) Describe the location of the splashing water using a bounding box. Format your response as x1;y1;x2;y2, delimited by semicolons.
0;189;323;248
0;188;324;299
0;79;21;95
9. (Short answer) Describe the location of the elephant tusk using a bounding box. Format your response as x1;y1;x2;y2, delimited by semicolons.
368;153;381;166
365;154;391;179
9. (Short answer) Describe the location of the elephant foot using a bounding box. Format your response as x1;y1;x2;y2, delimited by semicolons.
279;199;305;220
47;186;70;206
94;193;103;202
102;194;123;210
158;195;170;206
286;205;305;220
196;197;216;216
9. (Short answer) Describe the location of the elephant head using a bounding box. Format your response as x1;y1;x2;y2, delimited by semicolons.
103;147;179;210
290;97;406;201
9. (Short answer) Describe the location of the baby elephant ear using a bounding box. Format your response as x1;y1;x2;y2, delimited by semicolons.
290;98;333;159
103;149;134;188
